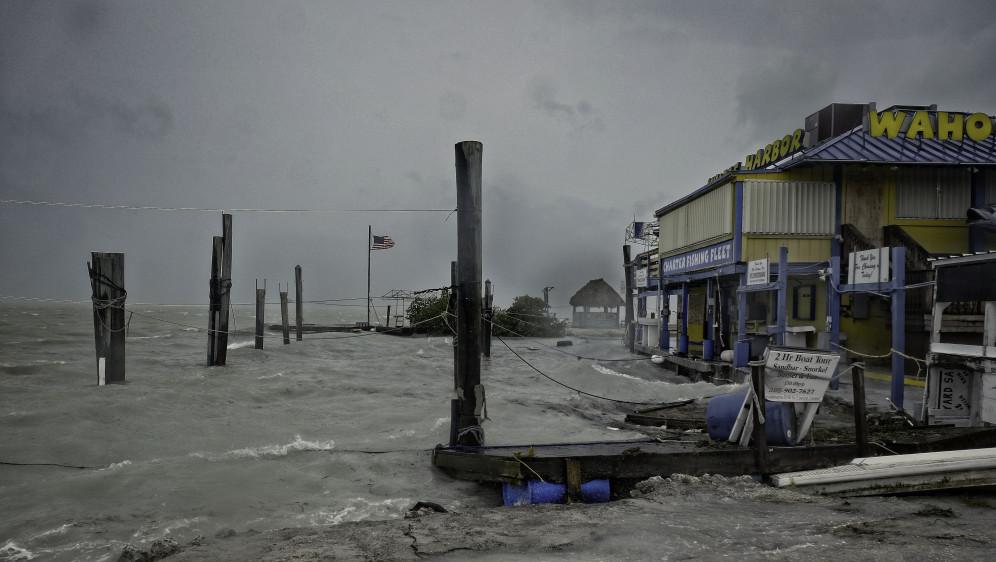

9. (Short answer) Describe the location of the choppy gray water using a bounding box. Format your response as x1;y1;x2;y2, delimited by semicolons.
0;303;727;561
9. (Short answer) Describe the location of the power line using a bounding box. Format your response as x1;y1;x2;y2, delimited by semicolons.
0;199;455;214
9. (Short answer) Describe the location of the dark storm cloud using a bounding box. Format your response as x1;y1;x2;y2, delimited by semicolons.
527;78;605;136
734;55;838;139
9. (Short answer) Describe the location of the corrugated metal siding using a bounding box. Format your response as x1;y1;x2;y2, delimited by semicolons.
658;183;733;253
742;180;835;235
896;167;969;219
742;237;832;263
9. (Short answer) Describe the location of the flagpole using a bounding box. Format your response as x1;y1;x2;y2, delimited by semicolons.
367;225;372;325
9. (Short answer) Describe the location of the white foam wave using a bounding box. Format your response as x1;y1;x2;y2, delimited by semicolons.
30;523;74;540
303;497;411;526
591;363;643;381
102;460;132;471
387;429;416;440
0;541;35;561
190;435;336;460
257;372;284;379
129;334;172;340
227;340;254;350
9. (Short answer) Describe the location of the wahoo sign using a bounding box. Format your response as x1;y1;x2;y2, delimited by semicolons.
660;240;734;275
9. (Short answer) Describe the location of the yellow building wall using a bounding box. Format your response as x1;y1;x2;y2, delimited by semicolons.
735;165;834;183
686;285;705;354
741;236;832;263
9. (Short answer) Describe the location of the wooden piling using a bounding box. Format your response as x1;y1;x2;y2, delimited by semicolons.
623;245;635;352
255;281;265;349
483;279;492;358
454;141;484;446
751;364;768;476
87;252;125;385
386;305;392;328
216;214;233;364
449;260;459;400
207;236;224;365
852;363;870;457
294;264;303;341
280;288;290;345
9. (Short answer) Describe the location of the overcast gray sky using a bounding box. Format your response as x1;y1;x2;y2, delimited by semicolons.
2;0;995;309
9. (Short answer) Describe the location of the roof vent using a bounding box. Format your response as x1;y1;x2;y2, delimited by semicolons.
804;103;866;146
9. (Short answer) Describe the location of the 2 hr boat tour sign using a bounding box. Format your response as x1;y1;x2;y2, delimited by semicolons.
763;348;841;403
660;240;734;276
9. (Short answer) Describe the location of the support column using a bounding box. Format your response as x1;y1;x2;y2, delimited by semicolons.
891;245;906;410
828;255;842;389
703;277;715;360
775;246;788;347
623;245;635;352
970;169;986;252
735;273;749;367
678;283;689;354
660;286;670;352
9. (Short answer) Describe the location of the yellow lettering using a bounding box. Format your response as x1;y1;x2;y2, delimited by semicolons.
868;110;906;138
745;154;754;169
779;135;791;158
905;111;935;139
966;113;993;142
761;144;772;165
791;129;803;151
937;112;964;141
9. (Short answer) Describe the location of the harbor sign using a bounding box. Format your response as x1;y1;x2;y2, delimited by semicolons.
764;348;841;403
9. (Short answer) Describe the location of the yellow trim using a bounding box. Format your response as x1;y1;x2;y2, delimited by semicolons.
863;367;926;388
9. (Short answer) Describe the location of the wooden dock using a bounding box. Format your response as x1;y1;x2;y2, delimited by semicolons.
433;428;996;488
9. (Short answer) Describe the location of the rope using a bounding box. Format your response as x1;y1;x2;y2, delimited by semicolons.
831;342;926;379
0;199;454;214
512;454;545;482
494;335;675;406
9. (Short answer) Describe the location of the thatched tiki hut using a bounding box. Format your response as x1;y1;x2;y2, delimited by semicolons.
569;279;624;328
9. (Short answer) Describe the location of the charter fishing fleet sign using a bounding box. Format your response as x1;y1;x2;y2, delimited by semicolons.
763;348;841;403
660;240;733;275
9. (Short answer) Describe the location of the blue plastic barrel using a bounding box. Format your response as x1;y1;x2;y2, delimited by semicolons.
706;390;795;445
502;479;611;506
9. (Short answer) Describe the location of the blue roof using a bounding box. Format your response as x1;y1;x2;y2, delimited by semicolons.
784;124;996;168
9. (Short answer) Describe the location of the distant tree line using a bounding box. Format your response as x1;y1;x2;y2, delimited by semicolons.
406;292;566;337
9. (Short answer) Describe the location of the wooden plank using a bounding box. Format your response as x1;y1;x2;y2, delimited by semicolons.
623;413;704;429
565;458;582;502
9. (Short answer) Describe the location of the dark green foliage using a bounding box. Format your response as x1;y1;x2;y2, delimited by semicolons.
405;292;566;337
406;291;452;334
492;295;566;337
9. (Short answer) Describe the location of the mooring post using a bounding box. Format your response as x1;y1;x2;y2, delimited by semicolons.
255;280;265;350
454;140;484;447
386;305;392;328
449;260;460;446
852;362;870;457
216;213;233;364
623;245;635;352
280;286;290;345
87;252;126;385
483;279;493;358
294;264;303;341
750;363;768;476
207;236;224;365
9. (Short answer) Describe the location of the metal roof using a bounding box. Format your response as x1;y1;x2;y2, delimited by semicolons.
784;124;996;168
928;251;996;268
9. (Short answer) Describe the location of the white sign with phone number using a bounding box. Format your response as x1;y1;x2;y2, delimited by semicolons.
763;348;841;403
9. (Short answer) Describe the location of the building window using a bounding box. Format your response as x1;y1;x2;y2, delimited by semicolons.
896;168;970;219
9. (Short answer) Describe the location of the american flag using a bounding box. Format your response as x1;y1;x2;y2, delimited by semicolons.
370;234;395;250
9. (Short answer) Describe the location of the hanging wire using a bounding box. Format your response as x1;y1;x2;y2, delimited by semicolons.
0;199;455;214
488;317;654;362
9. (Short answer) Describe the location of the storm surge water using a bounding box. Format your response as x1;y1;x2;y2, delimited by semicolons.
0;303;725;561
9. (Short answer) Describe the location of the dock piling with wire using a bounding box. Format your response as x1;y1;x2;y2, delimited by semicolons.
280;285;290;345
255;280;265;349
87;252;126;385
294;264;303;341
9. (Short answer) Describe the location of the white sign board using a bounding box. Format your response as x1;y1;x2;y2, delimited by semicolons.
848;248;891;285
747;258;769;286
763;348;841;403
635;268;648;288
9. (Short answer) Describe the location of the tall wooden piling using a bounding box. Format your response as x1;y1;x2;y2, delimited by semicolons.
294;264;303;341
453;141;484;446
87;252;126;385
280;287;290;345
623;245;635;352
449;260;459;446
751;363;769;476
483;279;493;358
207;236;224;365
852;363;870;457
386;305;392;328
255;281;265;350
216;214;233;364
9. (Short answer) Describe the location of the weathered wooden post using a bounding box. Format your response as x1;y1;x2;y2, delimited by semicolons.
852;363;870;457
255;280;265;349
623;245;635;352
448;260;459;446
207;236;224;365
280;286;290;345
294;264;303;341
483;279;493;358
386;305;392;328
751;363;769;476
87;252;125;385
216;214;233;364
453;141;484;447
